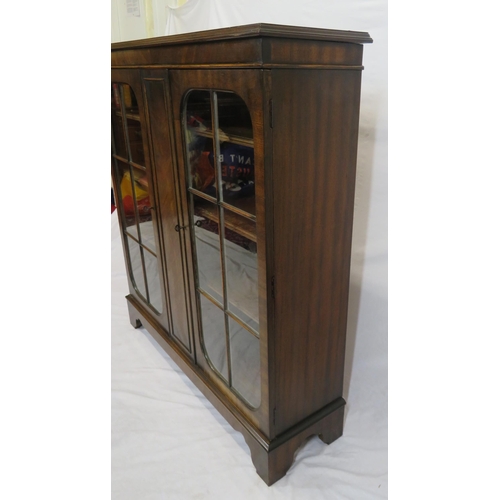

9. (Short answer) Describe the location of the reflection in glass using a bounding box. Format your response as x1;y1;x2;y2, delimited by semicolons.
229;317;261;408
216;92;254;142
115;161;137;230
223;211;258;333
185;90;212;130
184;90;216;195
192;196;223;304
127;236;146;300
127;118;145;165
111;113;127;159
217;92;255;216
112;82;163;315
136;218;156;254
118;165;153;229
199;294;228;381
143;247;162;313
112;83;121;111
184;89;260;408
121;84;138;113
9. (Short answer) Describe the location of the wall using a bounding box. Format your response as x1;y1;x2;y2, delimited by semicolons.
111;0;187;41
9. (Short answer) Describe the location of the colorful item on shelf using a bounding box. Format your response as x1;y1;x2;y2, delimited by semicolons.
190;150;215;192
120;170;151;216
210;143;254;199
189;142;256;199
186;112;255;200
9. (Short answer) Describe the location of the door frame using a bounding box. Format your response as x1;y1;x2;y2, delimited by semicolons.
169;68;272;434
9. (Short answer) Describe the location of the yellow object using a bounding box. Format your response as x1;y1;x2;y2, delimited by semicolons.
123;85;133;108
120;170;148;200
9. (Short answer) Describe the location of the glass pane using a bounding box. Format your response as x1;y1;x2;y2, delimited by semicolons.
182;89;261;405
137;218;156;254
111;107;127;159
199;294;228;381
143;247;162;314
127;236;147;300
119;164;153;240
115;162;137;230
216;92;255;216
112;83;162;316
116;84;144;165
223;211;259;333
111;83;144;164
129;167;154;253
112;83;121;112
228;317;261;408
132;167;152;221
185;91;216;197
127;117;145;165
122;83;138;114
193;195;223;304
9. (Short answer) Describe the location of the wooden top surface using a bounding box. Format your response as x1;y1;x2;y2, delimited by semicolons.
111;23;373;51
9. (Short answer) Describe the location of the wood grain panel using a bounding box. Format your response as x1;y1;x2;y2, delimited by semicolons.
263;38;364;67
143;73;193;355
271;69;362;434
112;39;262;68
111;23;372;51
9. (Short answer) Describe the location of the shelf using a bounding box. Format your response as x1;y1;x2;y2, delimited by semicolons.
112;154;146;171
189;127;254;148
114;110;141;122
196;203;256;243
221;196;255;218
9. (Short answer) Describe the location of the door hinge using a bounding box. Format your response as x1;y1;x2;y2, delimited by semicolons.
271;276;275;299
269;99;273;128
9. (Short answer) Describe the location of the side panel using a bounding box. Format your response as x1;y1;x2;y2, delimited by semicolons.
271;68;363;434
262;38;363;67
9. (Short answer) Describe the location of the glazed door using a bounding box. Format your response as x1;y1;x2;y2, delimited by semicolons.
140;70;194;357
170;70;270;430
111;69;171;332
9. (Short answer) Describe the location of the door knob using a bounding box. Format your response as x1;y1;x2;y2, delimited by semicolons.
175;220;202;232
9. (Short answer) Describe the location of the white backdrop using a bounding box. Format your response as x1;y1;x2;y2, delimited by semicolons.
112;1;388;498
5;0;500;498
